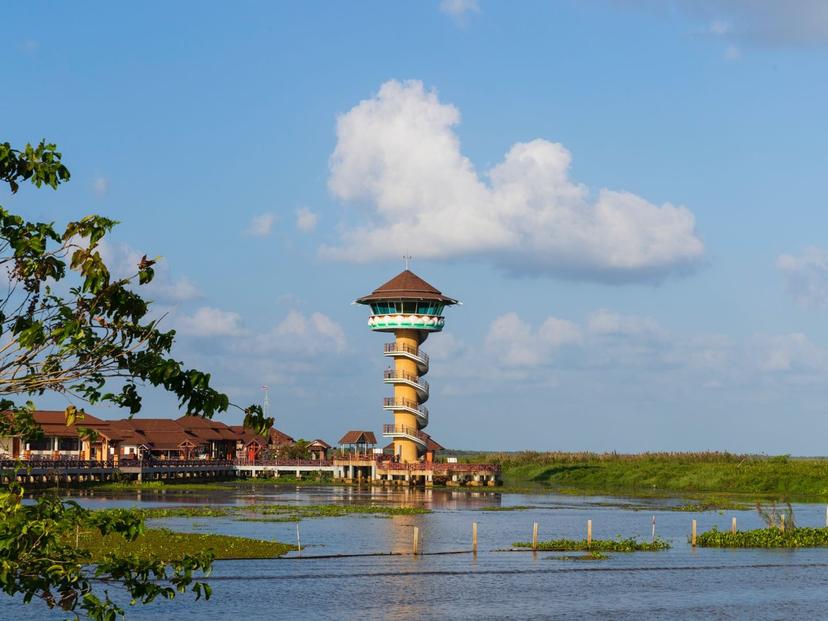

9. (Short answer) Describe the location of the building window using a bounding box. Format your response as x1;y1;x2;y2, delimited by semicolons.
58;437;80;451
28;437;51;451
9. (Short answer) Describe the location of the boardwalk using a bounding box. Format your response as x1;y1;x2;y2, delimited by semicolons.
0;457;500;486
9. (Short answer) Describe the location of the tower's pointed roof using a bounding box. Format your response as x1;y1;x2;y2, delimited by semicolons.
356;270;458;305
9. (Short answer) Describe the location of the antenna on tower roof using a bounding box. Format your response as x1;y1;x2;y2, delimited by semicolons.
403;254;413;270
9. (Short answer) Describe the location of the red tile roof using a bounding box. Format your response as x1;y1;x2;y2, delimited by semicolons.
31;410;113;439
18;410;296;452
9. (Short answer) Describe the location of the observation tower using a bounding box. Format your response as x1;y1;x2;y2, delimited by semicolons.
356;269;458;464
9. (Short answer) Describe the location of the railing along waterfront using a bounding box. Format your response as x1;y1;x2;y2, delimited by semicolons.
0;459;116;470
118;459;234;468
233;459;333;467
383;342;429;366
376;461;500;473
383;369;429;392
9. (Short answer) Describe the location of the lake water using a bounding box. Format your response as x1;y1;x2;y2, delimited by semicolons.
4;485;828;620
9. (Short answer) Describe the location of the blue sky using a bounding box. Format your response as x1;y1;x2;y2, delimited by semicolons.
5;1;828;453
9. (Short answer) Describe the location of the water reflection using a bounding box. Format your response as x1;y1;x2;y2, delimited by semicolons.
11;486;828;620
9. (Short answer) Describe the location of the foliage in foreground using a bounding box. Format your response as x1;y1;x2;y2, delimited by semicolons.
0;483;213;620
512;537;670;552
0;140;272;619
695;526;828;548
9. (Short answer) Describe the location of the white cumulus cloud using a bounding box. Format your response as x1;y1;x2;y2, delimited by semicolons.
98;240;201;303
296;208;318;233
755;333;828;374
92;176;110;197
586;309;665;339
234;310;347;355
628;1;828;48
440;0;479;19
777;248;828;308
485;312;581;367
324;80;704;282
246;213;276;237
175;307;244;337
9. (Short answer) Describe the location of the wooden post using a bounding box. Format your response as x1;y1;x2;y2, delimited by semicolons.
413;526;420;555
587;519;592;546
296;523;301;555
532;522;539;551
731;516;737;534
472;522;478;555
825;505;828;528
691;519;697;547
651;515;656;543
780;514;785;533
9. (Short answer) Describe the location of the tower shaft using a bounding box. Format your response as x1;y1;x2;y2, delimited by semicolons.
392;329;423;463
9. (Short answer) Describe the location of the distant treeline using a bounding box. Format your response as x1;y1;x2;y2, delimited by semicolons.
454;451;772;465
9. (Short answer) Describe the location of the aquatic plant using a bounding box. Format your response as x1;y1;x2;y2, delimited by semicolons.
695;526;828;548
477;505;535;512
672;498;750;512
77;528;294;561
513;537;670;552
94;503;431;523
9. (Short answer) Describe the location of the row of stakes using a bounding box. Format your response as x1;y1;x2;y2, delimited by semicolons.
409;507;828;555
291;506;828;556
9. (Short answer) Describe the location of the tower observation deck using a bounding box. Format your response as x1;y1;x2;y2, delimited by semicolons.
356;270;458;464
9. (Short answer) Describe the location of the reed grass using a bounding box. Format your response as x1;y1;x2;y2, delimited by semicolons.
461;452;828;498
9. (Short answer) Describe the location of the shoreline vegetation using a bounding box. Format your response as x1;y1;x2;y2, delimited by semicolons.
461;451;828;500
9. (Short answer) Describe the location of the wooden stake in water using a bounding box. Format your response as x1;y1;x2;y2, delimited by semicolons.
587;519;592;546
651;515;656;543
296;523;301;555
472;522;478;555
691;519;697;547
825;505;828;528
731;516;737;534
413;526;420;555
532;522;539;551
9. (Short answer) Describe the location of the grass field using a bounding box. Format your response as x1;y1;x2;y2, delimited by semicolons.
460;452;828;499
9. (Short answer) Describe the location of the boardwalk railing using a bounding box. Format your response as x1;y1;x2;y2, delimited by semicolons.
118;459;235;468
0;459;116;470
233;459;333;467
